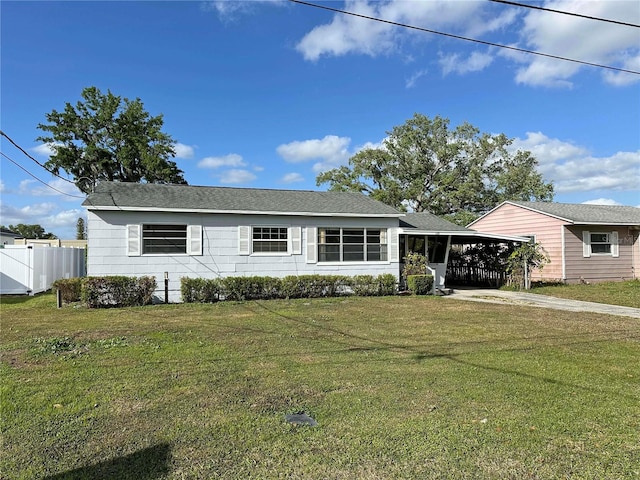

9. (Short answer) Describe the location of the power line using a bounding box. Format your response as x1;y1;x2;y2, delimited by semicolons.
489;0;640;28
0;151;84;198
288;0;640;76
0;129;76;184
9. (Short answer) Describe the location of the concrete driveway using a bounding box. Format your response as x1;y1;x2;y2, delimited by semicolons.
442;287;640;319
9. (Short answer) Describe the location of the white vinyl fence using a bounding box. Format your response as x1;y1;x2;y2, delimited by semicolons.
0;245;86;295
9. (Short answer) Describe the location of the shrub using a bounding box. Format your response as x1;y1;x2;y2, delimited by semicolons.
352;274;397;296
377;273;398;296
52;277;83;303
351;275;377;296
82;276;157;308
181;274;397;303
407;275;434;295
221;276;283;301
402;252;428;278
181;277;222;303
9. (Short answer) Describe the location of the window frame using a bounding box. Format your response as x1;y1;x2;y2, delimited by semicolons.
317;227;388;263
251;226;289;255
589;232;612;255
583;230;619;258
141;223;188;255
126;223;202;256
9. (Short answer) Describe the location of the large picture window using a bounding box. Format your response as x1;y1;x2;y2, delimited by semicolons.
318;228;387;262
252;227;288;253
142;224;187;254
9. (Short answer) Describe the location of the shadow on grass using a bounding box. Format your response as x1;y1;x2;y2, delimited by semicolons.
243;299;640;402
44;443;171;480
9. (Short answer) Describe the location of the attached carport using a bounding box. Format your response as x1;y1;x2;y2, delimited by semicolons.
399;213;529;291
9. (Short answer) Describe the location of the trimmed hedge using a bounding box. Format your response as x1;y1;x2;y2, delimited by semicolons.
181;277;222;303
82;276;157;308
181;274;398;303
406;275;434;295
52;278;83;304
53;276;157;307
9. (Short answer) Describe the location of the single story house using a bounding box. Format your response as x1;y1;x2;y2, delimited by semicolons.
83;182;525;301
0;228;22;246
468;201;640;284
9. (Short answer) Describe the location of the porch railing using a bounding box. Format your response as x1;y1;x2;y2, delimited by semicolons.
446;260;506;288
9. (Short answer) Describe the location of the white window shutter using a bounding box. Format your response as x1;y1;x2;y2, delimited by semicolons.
290;226;302;255
127;224;141;256
306;227;317;263
582;231;591;258
388;228;399;262
611;231;619;258
187;225;203;256
238;226;250;255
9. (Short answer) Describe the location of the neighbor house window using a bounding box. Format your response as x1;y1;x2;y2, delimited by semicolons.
582;231;619;258
590;233;612;254
252;227;288;253
142;224;187;254
317;228;387;262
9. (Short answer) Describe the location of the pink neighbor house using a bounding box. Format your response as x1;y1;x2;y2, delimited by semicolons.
469;201;640;284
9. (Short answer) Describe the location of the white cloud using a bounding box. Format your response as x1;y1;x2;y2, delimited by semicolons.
292;0;638;87
18;178;83;200
295;0;492;61
0;180;4;193
582;198;623;206
512;132;640;193
406;69;429;89
0;202;59;225
31;143;61;157
439;51;494;76
205;0;286;20
513;0;640;87
219;169;257;184
174;143;195;159
43;209;84;229
198;154;246;169
281;172;305;184
277;135;352;172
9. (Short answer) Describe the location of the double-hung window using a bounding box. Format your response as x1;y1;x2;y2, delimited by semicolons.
127;224;202;256
143;224;187;254
252;227;288;253
318;227;387;262
590;233;612;254
583;231;619;257
238;226;301;255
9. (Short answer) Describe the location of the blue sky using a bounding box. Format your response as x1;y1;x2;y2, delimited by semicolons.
1;0;639;239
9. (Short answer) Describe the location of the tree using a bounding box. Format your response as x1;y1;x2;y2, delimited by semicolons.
76;218;86;240
36;86;187;194
317;113;554;225
506;241;550;290
2;224;57;239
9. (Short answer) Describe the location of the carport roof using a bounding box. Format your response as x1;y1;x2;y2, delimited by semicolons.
400;212;528;243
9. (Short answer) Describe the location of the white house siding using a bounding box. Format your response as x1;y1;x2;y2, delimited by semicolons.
564;226;636;283
87;211;400;302
471;203;566;281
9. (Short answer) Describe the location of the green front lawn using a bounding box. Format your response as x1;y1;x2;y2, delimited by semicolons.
2;293;639;479
529;279;640;308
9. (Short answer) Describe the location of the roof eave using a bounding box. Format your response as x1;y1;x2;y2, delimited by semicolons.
84;205;404;218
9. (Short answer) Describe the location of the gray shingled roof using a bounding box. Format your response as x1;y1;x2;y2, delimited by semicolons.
511;201;640;225
400;212;471;232
82;181;403;217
